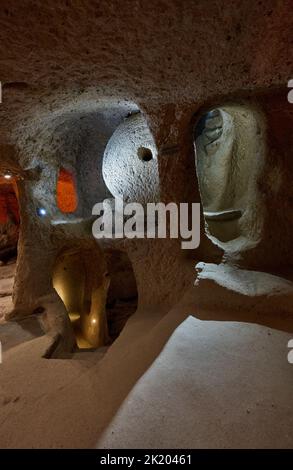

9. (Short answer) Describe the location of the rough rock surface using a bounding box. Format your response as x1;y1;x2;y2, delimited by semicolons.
0;0;292;449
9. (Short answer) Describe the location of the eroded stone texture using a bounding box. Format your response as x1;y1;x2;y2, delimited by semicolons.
195;105;266;245
0;0;291;353
103;113;160;203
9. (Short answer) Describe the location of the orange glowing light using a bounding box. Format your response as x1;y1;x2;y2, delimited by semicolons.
56;168;78;213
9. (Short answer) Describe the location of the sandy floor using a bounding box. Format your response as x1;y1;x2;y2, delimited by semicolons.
98;315;293;448
0;262;293;448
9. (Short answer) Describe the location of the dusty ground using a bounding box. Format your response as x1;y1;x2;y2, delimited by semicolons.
98;315;293;449
1;262;293;449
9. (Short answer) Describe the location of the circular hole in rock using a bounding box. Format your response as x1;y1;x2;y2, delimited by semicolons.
137;147;153;162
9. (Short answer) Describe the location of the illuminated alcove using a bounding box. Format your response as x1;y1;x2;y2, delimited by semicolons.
56;167;78;214
0;175;20;262
52;247;138;350
194;105;265;250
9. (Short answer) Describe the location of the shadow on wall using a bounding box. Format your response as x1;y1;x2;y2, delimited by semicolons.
194;105;265;251
52;247;138;351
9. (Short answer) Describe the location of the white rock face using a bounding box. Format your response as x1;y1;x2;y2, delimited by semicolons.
102;114;160;204
195;109;235;213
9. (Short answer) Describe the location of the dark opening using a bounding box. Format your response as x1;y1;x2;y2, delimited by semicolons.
137;146;153;162
0;176;19;263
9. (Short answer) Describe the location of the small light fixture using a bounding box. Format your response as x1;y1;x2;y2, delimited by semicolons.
91;318;97;324
4;173;12;180
37;207;47;217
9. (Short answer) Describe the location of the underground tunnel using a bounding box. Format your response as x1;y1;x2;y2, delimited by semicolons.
52;247;138;350
0;0;292;455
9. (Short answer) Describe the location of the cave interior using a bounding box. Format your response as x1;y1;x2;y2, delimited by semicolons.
0;0;293;450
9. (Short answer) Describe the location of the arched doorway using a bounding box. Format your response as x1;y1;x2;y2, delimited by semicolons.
52;247;138;350
194;105;264;250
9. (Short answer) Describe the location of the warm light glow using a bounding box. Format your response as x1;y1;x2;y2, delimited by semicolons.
52;252;112;350
56;168;78;213
0;180;19;225
4;174;12;180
